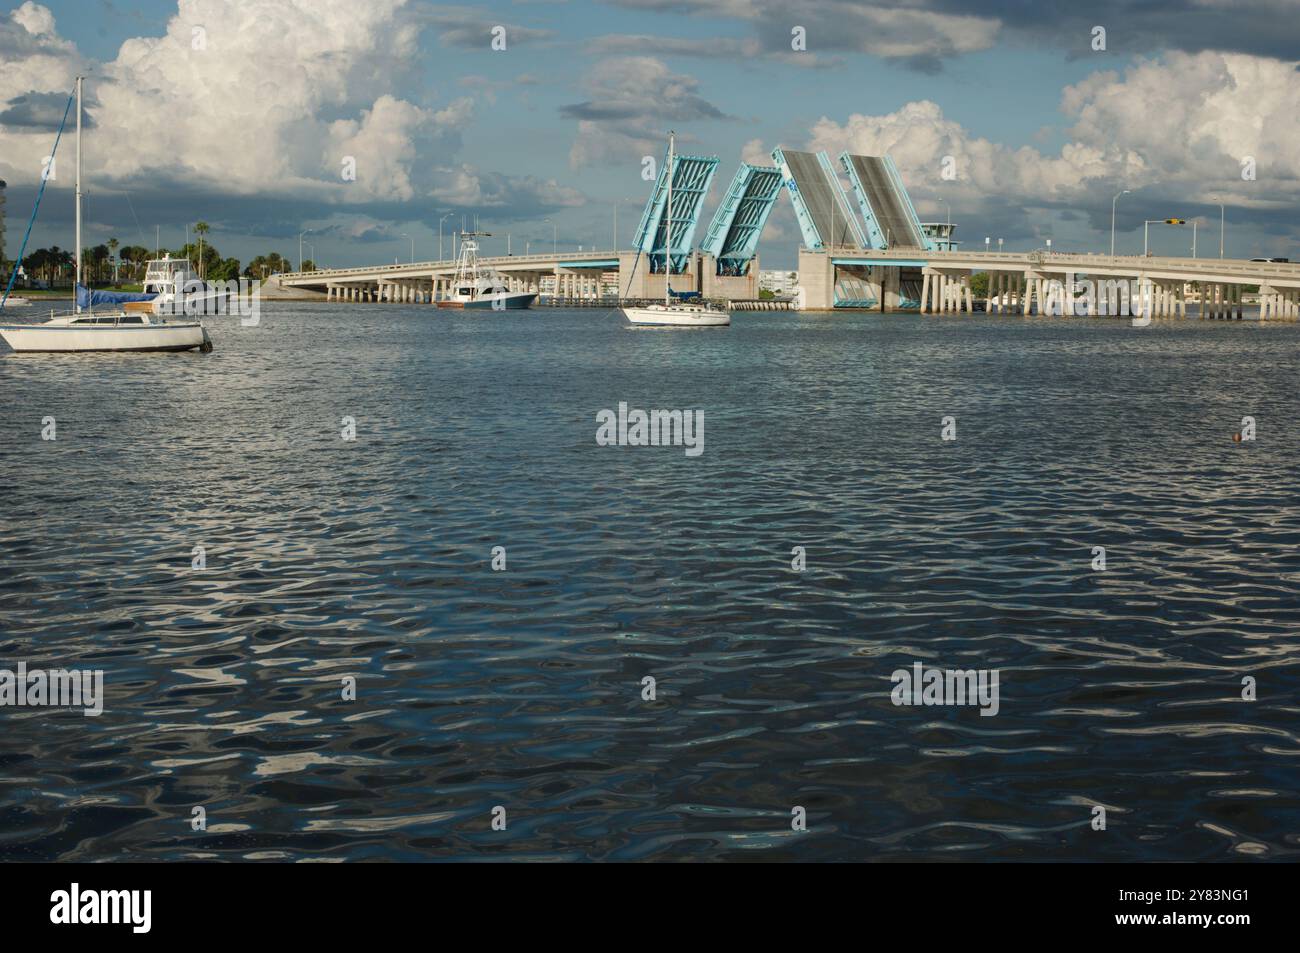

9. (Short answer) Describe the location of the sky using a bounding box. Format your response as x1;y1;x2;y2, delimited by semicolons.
1;0;1299;271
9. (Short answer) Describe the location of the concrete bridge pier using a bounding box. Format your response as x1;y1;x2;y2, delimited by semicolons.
921;268;975;314
1021;271;1045;316
986;271;1016;313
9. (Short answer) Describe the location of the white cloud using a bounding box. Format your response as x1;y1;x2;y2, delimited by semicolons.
800;51;1300;238
0;1;583;217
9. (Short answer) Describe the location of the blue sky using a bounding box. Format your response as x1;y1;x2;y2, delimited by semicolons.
3;0;1299;271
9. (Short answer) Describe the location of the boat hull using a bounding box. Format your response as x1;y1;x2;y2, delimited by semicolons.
0;322;210;353
437;292;537;310
622;305;730;327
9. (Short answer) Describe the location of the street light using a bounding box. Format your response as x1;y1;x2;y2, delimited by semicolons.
613;199;639;254
997;238;1004;252
438;213;453;261
984;236;990;252
543;218;556;255
1144;218;1185;256
399;232;414;263
1218;203;1225;258
1110;189;1130;257
298;228;313;272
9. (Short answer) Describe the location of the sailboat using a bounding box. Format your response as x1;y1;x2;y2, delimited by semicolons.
621;131;729;327
0;77;212;354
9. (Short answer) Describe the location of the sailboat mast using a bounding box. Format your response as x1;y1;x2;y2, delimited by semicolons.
664;130;673;306
74;75;82;310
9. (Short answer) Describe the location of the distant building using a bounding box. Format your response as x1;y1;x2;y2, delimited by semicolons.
759;269;799;296
920;222;960;251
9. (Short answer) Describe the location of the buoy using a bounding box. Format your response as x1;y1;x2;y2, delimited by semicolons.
1233;432;1242;443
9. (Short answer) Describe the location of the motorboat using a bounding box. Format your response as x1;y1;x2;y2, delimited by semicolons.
437;232;536;309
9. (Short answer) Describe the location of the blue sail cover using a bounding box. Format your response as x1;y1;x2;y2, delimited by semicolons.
76;285;157;308
668;287;700;300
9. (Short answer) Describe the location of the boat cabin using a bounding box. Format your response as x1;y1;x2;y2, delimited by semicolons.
142;256;197;295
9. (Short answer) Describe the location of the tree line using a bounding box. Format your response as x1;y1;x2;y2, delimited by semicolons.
9;227;312;287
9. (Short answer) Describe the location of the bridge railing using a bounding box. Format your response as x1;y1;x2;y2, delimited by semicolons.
277;250;619;282
815;245;1300;278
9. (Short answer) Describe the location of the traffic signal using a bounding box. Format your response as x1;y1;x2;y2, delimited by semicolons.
1165;218;1186;225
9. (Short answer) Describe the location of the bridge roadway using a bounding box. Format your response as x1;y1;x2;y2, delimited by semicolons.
801;246;1300;317
266;250;641;303
266;247;1300;318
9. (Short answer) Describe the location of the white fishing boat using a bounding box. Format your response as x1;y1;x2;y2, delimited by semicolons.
133;254;225;316
437;232;536;309
1;296;31;307
0;77;212;354
622;131;729;328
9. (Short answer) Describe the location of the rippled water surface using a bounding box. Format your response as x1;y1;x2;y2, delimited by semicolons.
2;304;1298;861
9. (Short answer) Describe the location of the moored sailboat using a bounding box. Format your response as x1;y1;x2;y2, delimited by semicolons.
621;131;729;328
0;77;212;354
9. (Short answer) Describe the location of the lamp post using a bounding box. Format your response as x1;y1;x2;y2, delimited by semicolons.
399;232;413;263
439;213;453;261
1110;189;1130;257
1192;221;1197;259
298;229;312;272
613;199;638;254
543;218;556;254
1218;203;1225;258
984;236;990;252
1144;218;1185;256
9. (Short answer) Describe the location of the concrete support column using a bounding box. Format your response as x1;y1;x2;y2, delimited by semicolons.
920;272;931;314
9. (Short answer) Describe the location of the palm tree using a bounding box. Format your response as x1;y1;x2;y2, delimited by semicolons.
194;222;210;280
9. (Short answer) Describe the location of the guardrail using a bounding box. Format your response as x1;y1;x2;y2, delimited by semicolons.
812;246;1300;281
277;247;1300;285
276;250;618;282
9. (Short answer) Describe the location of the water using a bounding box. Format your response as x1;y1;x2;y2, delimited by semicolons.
2;304;1298;862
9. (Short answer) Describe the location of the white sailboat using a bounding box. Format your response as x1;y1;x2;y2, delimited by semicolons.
622;131;729;327
0;77;211;354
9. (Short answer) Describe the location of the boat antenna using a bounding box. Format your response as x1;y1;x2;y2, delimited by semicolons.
75;75;83;312
1;84;75;309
